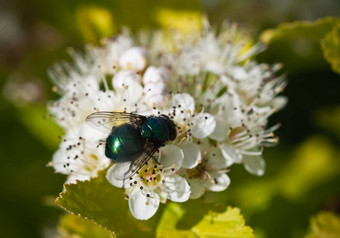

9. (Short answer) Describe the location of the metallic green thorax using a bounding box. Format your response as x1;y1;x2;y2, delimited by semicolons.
142;117;170;142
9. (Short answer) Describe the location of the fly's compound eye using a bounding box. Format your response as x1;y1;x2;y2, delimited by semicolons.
158;115;177;141
168;122;177;141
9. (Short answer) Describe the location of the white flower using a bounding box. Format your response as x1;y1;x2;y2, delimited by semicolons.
143;66;169;84
51;126;110;183
166;93;216;141
119;47;148;71
185;146;231;199
49;19;287;220
143;66;169;107
91;32;133;74
106;145;190;220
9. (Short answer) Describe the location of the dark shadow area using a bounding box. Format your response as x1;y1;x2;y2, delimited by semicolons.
248;175;340;238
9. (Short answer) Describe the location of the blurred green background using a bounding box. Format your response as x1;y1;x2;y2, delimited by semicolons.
1;0;340;237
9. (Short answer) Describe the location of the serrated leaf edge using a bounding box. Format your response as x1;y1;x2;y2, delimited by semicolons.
56;179;116;238
260;17;340;44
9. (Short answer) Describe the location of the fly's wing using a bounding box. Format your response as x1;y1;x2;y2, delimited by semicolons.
109;143;160;184
85;111;146;134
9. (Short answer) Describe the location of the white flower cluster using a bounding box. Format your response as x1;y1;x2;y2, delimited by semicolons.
49;21;287;220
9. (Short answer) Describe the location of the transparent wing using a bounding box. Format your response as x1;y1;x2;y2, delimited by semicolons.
85;111;146;133
110;143;160;183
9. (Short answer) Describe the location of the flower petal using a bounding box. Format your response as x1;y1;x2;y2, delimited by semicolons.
144;82;167;96
159;145;184;170
65;174;90;184
51;148;71;174
128;187;160;220
242;155;266;176
164;175;190;202
272;96;288;112
171;93;195;113
119;47;148;71
119;80;143;106
188;179;206;199
191;113;216;138
205;172;230;192
206;147;232;169
143;82;168;107
209;117;226;141
93;91;116;112
229;66;248;80
143;66;168;84
180;143;201;169
205;61;223;74
106;162;131;188
220;143;242;164
79;123;107;142
113;70;141;91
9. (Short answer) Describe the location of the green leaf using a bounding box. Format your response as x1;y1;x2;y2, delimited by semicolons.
306;212;340;238
56;170;254;237
260;17;340;44
259;17;340;73
275;136;339;200
153;8;202;32
321;23;340;74
17;105;62;150
56;170;160;237
58;214;113;238
76;5;115;43
156;202;254;238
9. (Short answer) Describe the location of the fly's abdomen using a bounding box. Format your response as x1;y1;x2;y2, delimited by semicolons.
105;124;145;162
